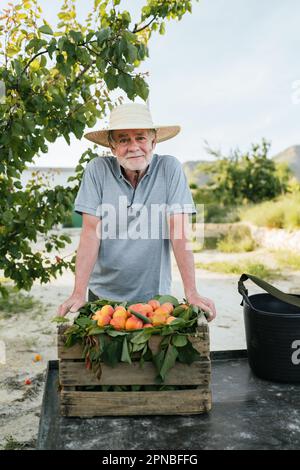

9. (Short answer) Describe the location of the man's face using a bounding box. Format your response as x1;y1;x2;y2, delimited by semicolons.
110;129;156;173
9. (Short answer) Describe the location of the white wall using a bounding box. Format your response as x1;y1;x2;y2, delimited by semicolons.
20;167;77;189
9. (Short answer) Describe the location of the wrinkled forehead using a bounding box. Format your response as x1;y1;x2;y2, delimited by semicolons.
112;129;149;138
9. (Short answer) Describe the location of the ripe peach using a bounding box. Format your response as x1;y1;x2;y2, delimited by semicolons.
148;299;160;310
128;303;153;316
97;313;112;327
125;316;143;330
161;302;174;314
153;306;169;316
152;313;168;326
147;310;156;320
110;316;126;330
92;309;103;320
114;305;127;313
100;305;114;316
113;308;129;320
166;316;177;324
143;323;153;328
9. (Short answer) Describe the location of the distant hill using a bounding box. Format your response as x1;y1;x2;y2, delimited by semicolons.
183;145;300;186
272;145;300;181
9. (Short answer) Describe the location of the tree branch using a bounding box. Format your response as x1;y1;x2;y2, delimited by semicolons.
132;16;157;34
22;49;53;75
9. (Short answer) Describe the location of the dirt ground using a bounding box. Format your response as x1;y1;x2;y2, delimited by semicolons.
0;231;299;449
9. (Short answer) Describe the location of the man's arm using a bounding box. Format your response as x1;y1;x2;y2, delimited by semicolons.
57;213;101;316
169;213;216;321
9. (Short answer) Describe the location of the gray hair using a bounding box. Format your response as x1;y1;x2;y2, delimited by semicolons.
108;129;157;148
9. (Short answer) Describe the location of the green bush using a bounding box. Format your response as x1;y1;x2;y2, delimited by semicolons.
195;260;280;281
197;139;290;206
217;225;257;253
272;250;300;271
240;194;300;229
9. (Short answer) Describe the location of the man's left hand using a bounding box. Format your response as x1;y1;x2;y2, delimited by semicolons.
186;292;217;322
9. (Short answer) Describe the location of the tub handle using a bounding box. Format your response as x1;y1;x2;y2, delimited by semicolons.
238;273;300;309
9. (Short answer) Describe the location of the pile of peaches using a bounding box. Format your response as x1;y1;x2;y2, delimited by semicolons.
92;299;188;331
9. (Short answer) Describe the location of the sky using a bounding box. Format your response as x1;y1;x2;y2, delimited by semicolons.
2;0;300;166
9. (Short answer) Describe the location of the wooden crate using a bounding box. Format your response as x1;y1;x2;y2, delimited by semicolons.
57;320;211;417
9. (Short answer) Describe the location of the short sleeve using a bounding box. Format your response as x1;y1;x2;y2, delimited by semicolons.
165;157;197;215
74;159;103;216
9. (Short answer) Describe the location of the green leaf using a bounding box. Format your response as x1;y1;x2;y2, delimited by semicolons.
130;330;151;344
75;317;93;328
134;76;149;101
173;305;186;317
126;43;137;62
153;349;165;377
96;28;111;45
171;335;188;347
39;25;54;35
51;316;70;323
13;181;23;189
104;70;118;90
106;329;127;337
121;336;132;363
118;73;134;94
132;341;147;352
192;304;200;314
128;308;151;324
87;326;105;335
177;341;200;365
157;295;179;307
69;30;83;43
102;337;123;367
159;22;166;35
159;344;178;380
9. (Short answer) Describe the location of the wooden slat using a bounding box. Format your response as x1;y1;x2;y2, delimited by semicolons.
61;388;212;417
59;360;211;386
58;340;83;359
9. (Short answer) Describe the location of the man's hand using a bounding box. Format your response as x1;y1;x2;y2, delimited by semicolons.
186;291;217;322
57;293;86;317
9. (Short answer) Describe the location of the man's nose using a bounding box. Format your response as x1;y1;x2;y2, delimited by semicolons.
127;139;140;151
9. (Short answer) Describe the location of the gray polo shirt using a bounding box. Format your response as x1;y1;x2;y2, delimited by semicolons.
74;153;196;303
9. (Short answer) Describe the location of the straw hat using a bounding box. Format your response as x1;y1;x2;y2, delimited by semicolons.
84;102;181;147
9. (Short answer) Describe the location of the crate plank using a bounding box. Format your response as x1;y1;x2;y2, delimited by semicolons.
59;360;211;386
61;389;212;417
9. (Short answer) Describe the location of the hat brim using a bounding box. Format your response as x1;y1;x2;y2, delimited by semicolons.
84;125;181;148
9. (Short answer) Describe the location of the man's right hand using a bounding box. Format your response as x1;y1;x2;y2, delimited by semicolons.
57;293;87;317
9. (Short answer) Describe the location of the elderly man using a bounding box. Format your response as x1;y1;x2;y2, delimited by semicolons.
58;102;216;320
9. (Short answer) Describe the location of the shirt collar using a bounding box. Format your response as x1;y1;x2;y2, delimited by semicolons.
115;154;157;179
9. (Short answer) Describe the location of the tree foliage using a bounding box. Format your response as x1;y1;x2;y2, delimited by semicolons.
195;139;291;207
0;0;197;297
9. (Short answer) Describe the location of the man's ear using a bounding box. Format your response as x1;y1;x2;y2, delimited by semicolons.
109;144;116;156
151;137;157;149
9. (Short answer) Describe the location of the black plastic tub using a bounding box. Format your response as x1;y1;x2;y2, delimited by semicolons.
238;273;300;383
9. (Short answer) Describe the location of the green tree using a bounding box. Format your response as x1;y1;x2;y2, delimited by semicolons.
0;0;197;297
196;139;290;207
